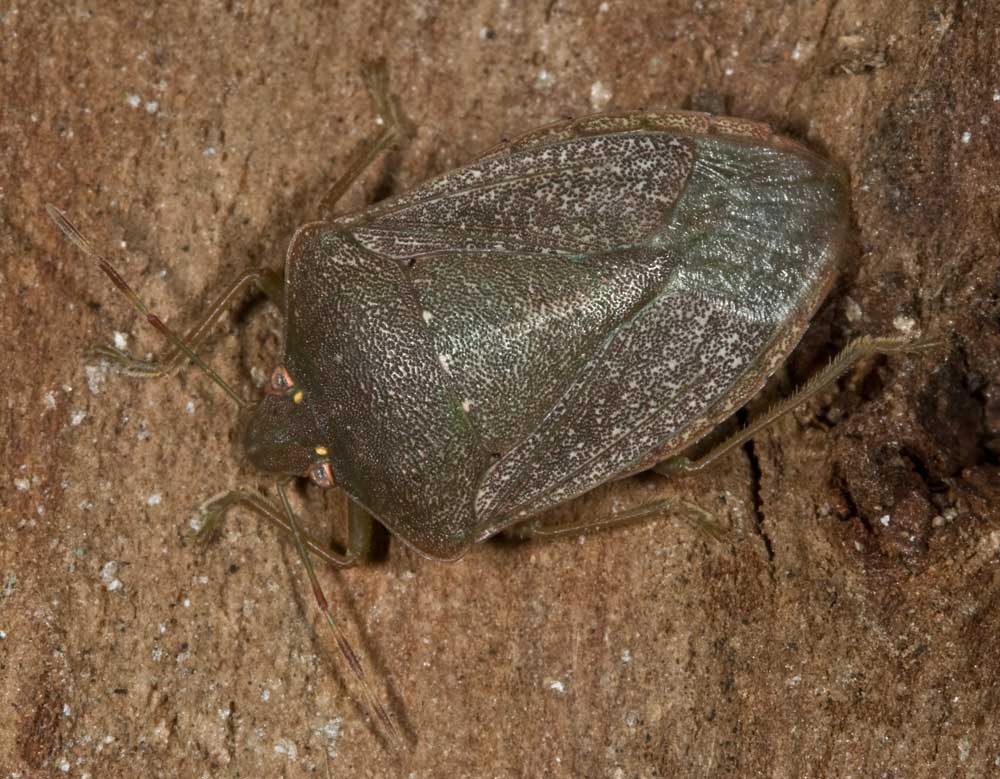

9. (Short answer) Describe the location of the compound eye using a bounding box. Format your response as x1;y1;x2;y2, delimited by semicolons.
269;366;294;395
309;461;334;489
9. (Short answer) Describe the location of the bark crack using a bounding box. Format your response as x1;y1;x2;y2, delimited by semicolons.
744;438;775;573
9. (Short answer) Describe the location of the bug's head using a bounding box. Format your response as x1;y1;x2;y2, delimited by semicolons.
239;365;335;489
43;205;338;492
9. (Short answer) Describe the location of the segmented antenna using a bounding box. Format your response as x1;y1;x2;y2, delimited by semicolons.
45;205;247;407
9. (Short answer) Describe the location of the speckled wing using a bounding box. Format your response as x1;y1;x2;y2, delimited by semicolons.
288;132;701;560
312;125;847;554
471;135;849;531
346;133;699;457
345;132;696;257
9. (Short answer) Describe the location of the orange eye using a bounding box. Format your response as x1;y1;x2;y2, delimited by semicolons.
309;461;334;488
269;366;294;395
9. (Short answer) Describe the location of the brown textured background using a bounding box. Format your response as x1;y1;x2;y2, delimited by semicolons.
3;1;999;777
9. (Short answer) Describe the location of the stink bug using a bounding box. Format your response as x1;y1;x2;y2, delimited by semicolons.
47;62;928;747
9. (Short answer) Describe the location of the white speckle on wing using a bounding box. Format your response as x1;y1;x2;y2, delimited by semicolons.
422;310;433;323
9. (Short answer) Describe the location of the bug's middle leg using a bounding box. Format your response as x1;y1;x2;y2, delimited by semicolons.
316;59;412;217
508;498;729;543
195;488;378;568
90;267;285;378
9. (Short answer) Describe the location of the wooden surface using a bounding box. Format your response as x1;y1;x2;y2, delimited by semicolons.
3;1;999;776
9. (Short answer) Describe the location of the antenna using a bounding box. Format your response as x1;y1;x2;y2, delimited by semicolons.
45;205;247;407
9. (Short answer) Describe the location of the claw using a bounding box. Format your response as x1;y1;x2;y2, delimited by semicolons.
192;492;233;543
87;342;128;362
653;455;694;476
85;341;165;377
679;499;732;543
194;511;222;543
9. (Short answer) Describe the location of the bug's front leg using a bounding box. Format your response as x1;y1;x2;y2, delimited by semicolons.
316;58;413;217
48;205;284;382
90;267;285;378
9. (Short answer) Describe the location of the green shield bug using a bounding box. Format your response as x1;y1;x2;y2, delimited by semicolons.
47;62;929;748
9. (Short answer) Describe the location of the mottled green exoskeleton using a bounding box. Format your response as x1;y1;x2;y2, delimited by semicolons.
48;63;926;747
262;113;850;559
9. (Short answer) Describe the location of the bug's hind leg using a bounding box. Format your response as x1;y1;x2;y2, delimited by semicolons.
317;58;413;217
513;334;937;546
654;334;938;476
194;489;378;568
90;267;284;378
508;498;730;544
